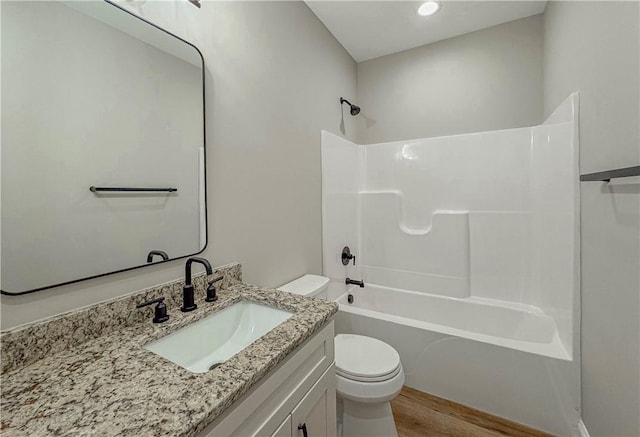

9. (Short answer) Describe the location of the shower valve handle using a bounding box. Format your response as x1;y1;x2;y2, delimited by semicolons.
341;246;356;266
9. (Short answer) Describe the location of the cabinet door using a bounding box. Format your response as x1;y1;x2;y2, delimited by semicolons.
271;414;293;437
291;365;336;437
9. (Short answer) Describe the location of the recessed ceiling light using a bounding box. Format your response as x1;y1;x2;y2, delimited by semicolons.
417;1;441;17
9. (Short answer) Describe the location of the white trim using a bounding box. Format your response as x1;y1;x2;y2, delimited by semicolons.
578;419;591;437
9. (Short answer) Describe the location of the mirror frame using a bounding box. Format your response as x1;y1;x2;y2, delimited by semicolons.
1;0;208;296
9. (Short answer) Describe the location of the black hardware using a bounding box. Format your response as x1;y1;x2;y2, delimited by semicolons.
182;257;213;312
147;250;169;263
90;186;178;193
346;278;365;288
187;0;201;8
341;246;356;266
298;423;308;437
136;297;169;323
347;293;354;304
340;97;361;116
205;276;224;302
580;166;640;182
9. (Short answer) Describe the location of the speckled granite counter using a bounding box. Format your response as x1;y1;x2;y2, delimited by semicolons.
0;268;337;436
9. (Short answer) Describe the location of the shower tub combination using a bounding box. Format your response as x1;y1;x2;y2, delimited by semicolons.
322;94;580;436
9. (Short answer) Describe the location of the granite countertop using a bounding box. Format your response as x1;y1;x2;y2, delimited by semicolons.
0;279;337;436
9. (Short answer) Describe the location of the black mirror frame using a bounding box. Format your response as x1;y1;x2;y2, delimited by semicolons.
1;0;208;296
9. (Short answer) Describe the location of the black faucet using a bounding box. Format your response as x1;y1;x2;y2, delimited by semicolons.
182;257;213;312
342;246;356;266
345;278;365;288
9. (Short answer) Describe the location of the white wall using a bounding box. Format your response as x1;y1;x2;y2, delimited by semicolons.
356;14;543;144
0;1;357;329
543;2;640;436
203;2;357;288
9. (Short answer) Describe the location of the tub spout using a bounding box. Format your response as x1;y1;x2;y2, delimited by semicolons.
346;278;364;288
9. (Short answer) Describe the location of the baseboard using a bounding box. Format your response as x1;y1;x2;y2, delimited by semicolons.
578;419;591;437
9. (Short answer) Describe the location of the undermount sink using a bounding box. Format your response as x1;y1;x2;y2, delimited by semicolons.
144;301;294;373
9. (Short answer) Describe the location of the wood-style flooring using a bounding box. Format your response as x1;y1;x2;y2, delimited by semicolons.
390;386;554;437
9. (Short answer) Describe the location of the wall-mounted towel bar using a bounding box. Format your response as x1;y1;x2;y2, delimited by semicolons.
580;166;640;182
90;186;178;192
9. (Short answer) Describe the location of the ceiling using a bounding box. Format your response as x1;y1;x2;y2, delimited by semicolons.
305;1;547;62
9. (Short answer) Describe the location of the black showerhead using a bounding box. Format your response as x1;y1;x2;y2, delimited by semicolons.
340;97;360;116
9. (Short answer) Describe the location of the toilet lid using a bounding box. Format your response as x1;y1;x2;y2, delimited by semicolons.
277;274;329;297
334;334;401;382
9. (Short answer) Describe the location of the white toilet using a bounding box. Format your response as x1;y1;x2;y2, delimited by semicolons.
278;275;405;437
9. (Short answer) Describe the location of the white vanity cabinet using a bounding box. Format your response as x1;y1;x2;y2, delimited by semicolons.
271;415;292;437
276;364;336;437
198;321;336;437
292;366;335;436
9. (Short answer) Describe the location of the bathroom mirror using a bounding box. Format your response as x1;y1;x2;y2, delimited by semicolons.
1;0;206;294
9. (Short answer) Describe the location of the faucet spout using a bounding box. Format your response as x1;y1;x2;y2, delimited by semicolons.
182;257;213;312
185;257;213;286
345;277;365;288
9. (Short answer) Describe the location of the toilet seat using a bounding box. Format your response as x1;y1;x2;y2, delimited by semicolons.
337;365;402;382
335;334;401;382
336;364;405;404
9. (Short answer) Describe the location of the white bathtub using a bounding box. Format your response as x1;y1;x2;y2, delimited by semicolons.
332;283;580;436
336;284;569;360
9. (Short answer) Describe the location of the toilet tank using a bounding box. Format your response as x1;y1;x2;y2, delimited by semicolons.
277;274;330;299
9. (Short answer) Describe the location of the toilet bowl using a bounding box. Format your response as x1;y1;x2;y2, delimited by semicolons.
278;275;405;437
335;334;404;437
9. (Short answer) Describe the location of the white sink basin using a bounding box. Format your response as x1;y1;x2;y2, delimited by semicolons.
144;301;294;373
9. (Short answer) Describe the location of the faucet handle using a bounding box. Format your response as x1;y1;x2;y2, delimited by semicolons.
205;276;224;302
136;297;169;323
342;246;356;266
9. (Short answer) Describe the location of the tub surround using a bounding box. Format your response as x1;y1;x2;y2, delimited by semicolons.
0;264;338;436
322;94;580;435
322;93;579;359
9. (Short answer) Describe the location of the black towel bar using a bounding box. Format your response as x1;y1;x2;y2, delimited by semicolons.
90;186;178;192
580;166;640;182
